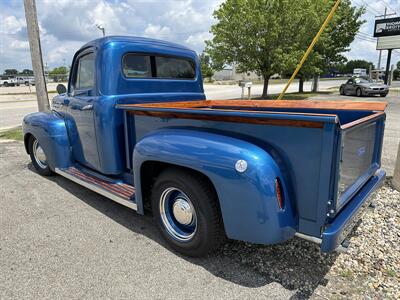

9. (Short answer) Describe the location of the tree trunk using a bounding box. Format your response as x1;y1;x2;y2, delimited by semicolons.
312;75;319;92
262;76;269;99
299;77;304;93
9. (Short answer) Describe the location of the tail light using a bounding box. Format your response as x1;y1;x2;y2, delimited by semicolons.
275;178;284;210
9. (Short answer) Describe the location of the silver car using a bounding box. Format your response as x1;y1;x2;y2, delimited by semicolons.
340;77;389;97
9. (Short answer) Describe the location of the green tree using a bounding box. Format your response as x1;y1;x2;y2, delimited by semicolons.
49;66;68;82
206;0;364;96
20;69;34;76
282;0;365;92
206;0;303;97
4;69;18;76
199;52;215;81
343;59;374;74
394;61;400;80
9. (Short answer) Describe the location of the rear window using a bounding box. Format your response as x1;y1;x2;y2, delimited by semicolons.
123;55;152;78
122;54;195;80
155;56;195;79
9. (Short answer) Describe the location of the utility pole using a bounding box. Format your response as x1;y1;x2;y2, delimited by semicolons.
377;8;387;70
23;0;49;112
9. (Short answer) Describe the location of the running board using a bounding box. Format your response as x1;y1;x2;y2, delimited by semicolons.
55;167;137;210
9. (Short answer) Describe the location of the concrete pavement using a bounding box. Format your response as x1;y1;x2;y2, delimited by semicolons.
0;139;297;299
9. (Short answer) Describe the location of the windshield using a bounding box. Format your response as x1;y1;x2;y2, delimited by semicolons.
355;78;373;84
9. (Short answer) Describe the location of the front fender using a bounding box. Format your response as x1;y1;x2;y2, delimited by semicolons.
23;111;71;170
134;129;296;245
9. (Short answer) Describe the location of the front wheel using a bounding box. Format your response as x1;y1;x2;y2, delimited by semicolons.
151;168;225;257
356;88;362;97
339;86;345;95
380;93;387;97
28;136;54;176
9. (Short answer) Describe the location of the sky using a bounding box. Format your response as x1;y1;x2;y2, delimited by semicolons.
0;0;399;73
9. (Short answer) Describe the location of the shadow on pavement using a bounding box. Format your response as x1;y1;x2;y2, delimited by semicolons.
30;164;338;298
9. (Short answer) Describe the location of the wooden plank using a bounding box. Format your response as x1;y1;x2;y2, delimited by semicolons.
125;100;382;111
118;99;387;112
341;112;385;130
129;110;325;128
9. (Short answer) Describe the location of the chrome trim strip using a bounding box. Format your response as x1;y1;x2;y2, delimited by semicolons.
294;232;349;253
295;232;322;244
55;168;137;211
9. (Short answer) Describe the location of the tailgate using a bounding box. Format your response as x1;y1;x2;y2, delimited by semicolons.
336;112;385;210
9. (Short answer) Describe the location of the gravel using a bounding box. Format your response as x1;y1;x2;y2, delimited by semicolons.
217;182;400;299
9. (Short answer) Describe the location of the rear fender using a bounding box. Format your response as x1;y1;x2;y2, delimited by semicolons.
23;111;72;170
133;129;296;245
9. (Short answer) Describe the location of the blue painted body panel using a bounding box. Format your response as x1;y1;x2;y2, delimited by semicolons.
23;111;72;169
321;169;385;252
22;36;387;252
133;129;296;243
50;36;205;175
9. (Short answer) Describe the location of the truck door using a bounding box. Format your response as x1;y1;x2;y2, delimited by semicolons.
64;51;100;170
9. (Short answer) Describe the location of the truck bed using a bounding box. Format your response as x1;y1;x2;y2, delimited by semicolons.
117;99;386;239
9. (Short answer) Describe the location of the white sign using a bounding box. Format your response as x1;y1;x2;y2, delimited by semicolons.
376;36;400;50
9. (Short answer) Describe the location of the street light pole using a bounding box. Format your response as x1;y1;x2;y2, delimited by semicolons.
96;24;105;37
23;0;49;112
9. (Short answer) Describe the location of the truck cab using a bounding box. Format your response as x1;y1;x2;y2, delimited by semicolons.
23;36;386;257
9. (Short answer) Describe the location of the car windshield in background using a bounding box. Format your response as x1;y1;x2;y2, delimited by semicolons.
355;78;373;84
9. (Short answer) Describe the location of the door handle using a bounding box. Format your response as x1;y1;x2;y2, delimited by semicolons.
81;104;93;111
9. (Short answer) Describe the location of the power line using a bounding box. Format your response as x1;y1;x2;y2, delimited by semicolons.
359;0;382;15
378;0;397;14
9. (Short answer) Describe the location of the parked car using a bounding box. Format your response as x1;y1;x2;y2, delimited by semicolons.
0;76;17;87
340;77;389;97
16;76;35;86
22;36;387;257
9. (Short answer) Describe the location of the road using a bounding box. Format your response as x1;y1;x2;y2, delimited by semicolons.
0;80;345;129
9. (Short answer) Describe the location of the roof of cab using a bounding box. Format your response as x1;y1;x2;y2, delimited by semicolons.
80;35;195;53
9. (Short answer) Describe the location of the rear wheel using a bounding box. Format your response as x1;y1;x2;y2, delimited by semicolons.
3;82;9;87
151;168;225;257
356;88;362;97
339;86;345;95
28;136;54;176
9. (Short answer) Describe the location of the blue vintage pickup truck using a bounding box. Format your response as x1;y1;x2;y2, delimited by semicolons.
23;36;386;257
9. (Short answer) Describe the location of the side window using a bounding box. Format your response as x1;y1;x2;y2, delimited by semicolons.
122;54;152;78
155;56;195;79
74;53;95;90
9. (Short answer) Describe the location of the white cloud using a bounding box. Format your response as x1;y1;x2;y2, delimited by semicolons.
144;24;172;39
186;31;212;49
10;40;29;51
0;15;26;34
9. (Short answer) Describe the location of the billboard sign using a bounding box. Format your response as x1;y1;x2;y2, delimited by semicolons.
376;36;400;50
374;17;400;37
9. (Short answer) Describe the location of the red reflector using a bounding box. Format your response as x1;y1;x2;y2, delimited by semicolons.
275;178;284;209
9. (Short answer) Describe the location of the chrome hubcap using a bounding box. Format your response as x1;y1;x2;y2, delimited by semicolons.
33;139;47;169
160;187;197;242
172;198;193;225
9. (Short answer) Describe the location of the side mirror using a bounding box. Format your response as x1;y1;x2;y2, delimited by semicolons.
56;84;67;94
